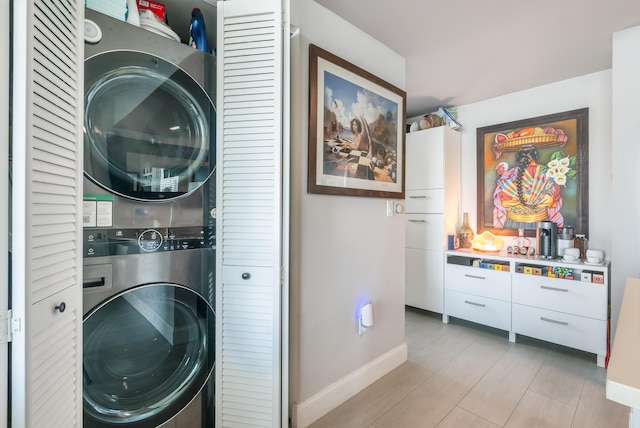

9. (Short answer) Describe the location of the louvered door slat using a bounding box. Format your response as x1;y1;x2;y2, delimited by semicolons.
33;107;76;140
33;72;75;107
33;95;75;125
11;0;83;426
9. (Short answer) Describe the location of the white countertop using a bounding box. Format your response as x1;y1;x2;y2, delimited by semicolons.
606;277;640;408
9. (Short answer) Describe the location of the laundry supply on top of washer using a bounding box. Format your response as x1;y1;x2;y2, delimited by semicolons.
189;7;212;54
86;0;129;22
135;0;167;22
138;8;181;42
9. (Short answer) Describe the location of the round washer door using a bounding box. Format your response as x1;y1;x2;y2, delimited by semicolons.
84;51;216;201
83;284;215;427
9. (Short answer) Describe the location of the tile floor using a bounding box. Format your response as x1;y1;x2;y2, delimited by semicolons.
309;308;630;428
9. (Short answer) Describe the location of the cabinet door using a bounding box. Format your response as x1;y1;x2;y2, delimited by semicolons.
405;248;443;313
445;290;511;331
11;0;84;426
406;213;445;250
405;128;445;190
444;264;511;301
512;303;606;355
405;189;444;214
217;1;287;426
512;274;607;320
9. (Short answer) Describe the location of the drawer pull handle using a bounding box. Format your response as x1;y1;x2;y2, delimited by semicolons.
408;219;426;223
540;316;568;326
540;285;568;293
464;300;486;307
409;196;427;199
464;274;486;280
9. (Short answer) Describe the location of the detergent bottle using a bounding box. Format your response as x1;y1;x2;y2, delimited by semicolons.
188;8;211;54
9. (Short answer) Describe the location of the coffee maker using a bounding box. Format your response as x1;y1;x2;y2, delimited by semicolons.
536;221;557;259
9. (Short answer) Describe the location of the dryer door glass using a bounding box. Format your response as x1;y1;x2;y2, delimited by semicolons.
84;51;216;201
83;284;215;426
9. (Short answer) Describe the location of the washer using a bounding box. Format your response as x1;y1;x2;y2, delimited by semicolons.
82;9;216;428
83;249;215;428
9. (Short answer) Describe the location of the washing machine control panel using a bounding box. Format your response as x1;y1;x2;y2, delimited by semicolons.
83;226;214;258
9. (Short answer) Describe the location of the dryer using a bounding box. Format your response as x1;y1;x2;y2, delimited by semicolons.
83;8;216;227
82;9;216;428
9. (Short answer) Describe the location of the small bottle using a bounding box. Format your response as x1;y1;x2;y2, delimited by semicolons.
574;234;588;259
458;212;474;248
511;228;530;256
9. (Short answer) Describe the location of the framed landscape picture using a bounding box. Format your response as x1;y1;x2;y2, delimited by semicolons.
308;44;406;198
477;108;589;237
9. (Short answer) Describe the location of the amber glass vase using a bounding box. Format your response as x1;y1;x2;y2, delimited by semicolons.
458;212;474;248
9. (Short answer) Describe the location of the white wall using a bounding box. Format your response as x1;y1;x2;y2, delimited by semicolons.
455;71;613;253
611;25;640;338
289;0;407;426
446;28;640;366
455;70;620;328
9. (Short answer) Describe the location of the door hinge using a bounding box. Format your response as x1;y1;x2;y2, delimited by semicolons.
0;310;20;344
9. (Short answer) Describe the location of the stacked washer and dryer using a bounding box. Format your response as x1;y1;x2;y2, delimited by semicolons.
81;9;216;428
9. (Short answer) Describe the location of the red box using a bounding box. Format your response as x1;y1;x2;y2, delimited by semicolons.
136;0;166;22
592;273;605;284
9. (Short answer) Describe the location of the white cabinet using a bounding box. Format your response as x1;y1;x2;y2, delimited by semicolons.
444;259;512;331
443;250;610;367
405;127;460;313
512;265;608;365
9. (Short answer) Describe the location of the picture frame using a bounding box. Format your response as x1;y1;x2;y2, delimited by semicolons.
476;108;589;237
308;44;406;198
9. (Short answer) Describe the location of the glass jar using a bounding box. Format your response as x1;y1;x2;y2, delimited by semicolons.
557;225;575;257
458;212;474;248
574;234;588;259
511;228;530;256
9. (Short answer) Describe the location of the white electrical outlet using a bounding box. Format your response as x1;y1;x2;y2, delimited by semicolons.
358;302;373;335
358;321;367;335
386;200;394;216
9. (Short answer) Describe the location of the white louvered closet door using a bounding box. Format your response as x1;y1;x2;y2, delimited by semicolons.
217;0;289;426
11;1;84;427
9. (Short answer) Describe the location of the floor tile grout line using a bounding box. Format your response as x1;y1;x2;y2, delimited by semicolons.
368;362;441;428
502;346;552;427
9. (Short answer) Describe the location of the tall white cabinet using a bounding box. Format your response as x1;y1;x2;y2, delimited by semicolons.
405;127;460;313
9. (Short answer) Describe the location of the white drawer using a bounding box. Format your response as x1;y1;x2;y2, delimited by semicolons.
512;274;607;320
512;303;606;355
445;290;511;331
406;213;444;250
444;264;511;301
405;189;444;213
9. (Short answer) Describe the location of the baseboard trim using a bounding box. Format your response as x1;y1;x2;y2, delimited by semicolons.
291;342;408;428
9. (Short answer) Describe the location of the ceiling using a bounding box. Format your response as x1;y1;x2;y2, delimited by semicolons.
314;0;640;117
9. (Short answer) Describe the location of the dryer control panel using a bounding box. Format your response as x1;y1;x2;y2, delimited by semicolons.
83;226;214;258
